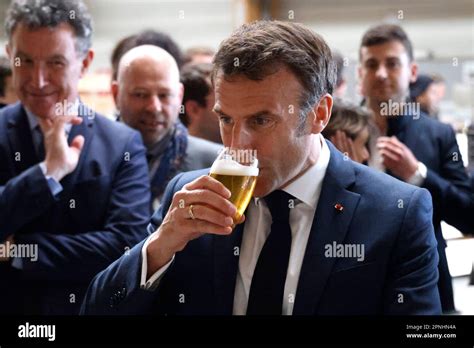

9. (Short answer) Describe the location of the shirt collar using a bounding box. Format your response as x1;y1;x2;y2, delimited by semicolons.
254;133;331;209
282;134;330;209
24;100;80;135
25;108;39;132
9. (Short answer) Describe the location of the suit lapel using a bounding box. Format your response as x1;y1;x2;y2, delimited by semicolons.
6;104;39;174
293;142;361;315
213;222;244;315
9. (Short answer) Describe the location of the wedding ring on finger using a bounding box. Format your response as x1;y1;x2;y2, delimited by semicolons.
188;204;196;220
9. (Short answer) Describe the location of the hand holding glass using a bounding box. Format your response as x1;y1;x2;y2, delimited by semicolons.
209;148;259;228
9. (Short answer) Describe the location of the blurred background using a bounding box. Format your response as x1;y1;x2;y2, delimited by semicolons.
0;0;473;313
1;0;471;126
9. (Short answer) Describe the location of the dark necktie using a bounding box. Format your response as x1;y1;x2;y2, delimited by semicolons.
247;190;293;315
34;125;45;161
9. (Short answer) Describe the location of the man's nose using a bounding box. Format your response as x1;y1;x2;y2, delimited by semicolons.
229;123;252;149
147;95;162;113
31;64;47;89
375;64;388;80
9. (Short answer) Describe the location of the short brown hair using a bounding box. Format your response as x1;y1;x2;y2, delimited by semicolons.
322;99;371;141
184;46;215;65
5;0;93;56
110;34;137;81
430;73;445;84
180;63;213;126
360;24;414;61
213;20;336;121
333;51;345;88
111;30;183;81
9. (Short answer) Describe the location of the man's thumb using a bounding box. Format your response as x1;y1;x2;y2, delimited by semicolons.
71;135;85;152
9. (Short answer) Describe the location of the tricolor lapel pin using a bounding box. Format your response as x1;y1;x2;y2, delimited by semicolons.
334;203;344;212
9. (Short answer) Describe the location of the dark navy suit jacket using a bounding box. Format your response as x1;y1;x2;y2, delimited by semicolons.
0;103;151;314
385;112;473;312
81;141;441;315
387;113;473;240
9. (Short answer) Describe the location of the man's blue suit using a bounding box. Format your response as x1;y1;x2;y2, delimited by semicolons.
386;113;473;311
0;103;151;314
81;141;441;315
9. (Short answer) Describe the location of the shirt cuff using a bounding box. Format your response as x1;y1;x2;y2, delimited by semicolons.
407;162;428;186
10;255;23;269
140;234;174;291
39;162;63;196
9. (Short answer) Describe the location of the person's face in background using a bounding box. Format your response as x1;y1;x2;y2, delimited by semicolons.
1;75;19;104
188;54;214;65
113;55;183;147
200;90;221;143
333;80;347;99
6;23;93;119
328;126;370;164
352;127;370;163
429;81;446;115
416;83;439;115
359;40;417;107
432;81;446;103
213;67;331;197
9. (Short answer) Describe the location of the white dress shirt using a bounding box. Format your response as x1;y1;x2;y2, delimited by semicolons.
141;134;331;315
25;107;74;143
367;122;385;172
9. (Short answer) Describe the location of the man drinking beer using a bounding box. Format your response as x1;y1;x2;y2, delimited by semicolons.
82;21;441;315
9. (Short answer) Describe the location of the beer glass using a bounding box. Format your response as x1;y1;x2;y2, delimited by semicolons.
209;148;259;227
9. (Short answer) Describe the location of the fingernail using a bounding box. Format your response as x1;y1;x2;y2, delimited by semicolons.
225;217;233;226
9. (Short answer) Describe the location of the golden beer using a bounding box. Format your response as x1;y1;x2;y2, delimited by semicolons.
209;157;259;226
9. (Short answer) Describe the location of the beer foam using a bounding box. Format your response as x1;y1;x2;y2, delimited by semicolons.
210;159;259;177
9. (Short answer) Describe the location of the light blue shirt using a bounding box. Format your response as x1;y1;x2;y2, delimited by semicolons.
11;107;78;270
25;107;75;196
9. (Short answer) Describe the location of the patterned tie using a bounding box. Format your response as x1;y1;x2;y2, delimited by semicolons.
247;190;293;315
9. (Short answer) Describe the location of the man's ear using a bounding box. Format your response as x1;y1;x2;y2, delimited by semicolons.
80;49;94;77
6;43;11;59
409;61;418;83
357;65;367;97
177;82;184;105
111;81;119;107
310;93;333;134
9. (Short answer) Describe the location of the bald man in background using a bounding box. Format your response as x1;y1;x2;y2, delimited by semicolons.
112;45;222;208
